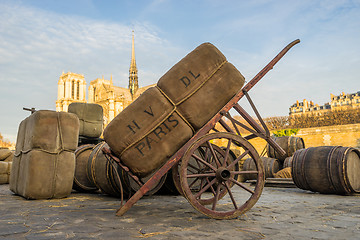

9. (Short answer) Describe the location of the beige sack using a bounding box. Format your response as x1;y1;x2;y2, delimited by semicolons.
68;102;103;138
0;161;12;184
10;110;79;199
103;87;193;177
157;43;245;130
0;148;12;160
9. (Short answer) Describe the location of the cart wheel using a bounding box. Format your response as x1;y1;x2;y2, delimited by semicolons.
180;132;264;219
172;143;234;205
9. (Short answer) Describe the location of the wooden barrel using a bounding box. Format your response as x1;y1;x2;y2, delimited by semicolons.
267;136;305;161
243;157;280;180
128;171;168;196
292;146;360;194
87;142;130;197
158;170;181;195
283;156;293;168
73;144;98;192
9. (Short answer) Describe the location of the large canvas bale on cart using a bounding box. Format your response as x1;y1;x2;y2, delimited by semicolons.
68;102;103;138
157;42;245;130
103;87;193;177
9;110;79;199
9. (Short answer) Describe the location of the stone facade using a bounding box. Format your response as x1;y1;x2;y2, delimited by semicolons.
55;72;87;112
289;91;360;116
56;32;154;125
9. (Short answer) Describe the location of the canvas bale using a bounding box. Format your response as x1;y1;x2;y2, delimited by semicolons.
0;148;12;160
68;102;104;138
4;151;14;162
103;87;193;177
0;174;8;184
274;167;292;179
10;118;27;194
10;110;79;199
0;156;12;184
0;161;9;173
157;43;245;130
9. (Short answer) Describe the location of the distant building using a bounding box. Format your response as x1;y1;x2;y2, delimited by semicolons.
56;32;154;125
289;91;360;117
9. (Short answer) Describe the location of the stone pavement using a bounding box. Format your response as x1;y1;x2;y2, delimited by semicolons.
0;183;359;240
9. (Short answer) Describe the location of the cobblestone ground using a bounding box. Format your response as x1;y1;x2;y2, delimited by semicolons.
0;183;359;240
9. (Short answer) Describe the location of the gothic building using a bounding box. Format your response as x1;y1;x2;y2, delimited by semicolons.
56;32;154;125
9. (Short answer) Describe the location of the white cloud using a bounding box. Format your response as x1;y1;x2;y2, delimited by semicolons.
0;2;181;142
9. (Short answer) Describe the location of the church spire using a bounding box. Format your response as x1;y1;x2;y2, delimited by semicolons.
129;31;138;99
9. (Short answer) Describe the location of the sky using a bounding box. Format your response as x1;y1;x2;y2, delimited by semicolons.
0;0;359;143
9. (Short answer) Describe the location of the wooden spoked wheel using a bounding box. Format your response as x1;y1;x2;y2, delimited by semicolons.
180;132;265;219
172;144;233;205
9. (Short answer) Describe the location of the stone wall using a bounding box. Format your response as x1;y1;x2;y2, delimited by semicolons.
247;123;360;156
296;123;360;148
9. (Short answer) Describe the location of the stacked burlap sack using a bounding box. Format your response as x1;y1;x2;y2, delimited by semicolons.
10;110;79;199
68;102;104;146
103;42;245;178
0;148;13;184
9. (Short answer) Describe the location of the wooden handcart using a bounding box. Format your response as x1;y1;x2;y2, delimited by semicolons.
103;39;300;219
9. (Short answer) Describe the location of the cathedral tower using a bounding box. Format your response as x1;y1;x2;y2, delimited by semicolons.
56;72;86;112
128;31;139;99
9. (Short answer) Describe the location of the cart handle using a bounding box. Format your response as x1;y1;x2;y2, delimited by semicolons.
242;39;300;93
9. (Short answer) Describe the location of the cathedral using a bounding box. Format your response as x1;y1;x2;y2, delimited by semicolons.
55;32;154;125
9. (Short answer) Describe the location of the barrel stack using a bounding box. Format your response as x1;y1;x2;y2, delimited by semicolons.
265;136;305;179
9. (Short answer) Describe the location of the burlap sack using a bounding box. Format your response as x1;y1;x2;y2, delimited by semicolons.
23;110;79;152
68;102;103;138
4;152;13;162
0;161;12;184
0;174;8;184
0;161;8;174
274;167;292;179
10;110;79;199
0;148;11;160
157;43;245;130
103;87;193;177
